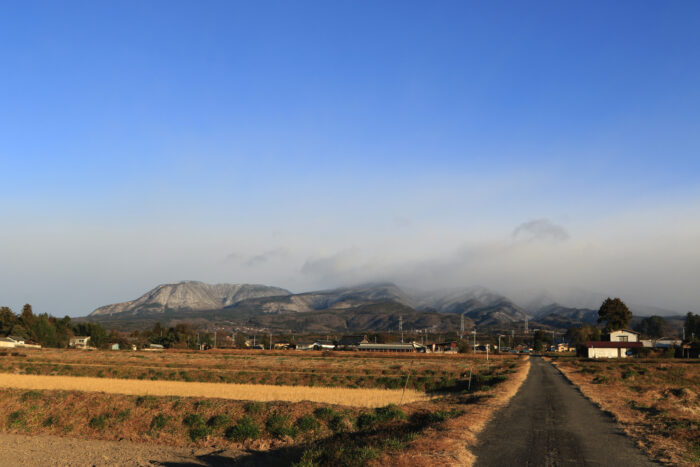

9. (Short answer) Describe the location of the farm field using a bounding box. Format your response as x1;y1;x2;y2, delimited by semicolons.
551;357;700;466
0;348;478;391
0;348;529;466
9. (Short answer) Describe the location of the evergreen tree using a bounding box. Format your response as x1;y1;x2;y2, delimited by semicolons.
598;298;632;333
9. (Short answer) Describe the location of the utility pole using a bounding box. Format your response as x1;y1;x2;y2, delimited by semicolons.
498;334;504;353
399;316;404;343
472;329;477;353
214;331;217;348
460;314;464;339
269;331;272;350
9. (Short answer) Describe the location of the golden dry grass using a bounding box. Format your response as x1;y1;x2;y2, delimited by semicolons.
0;373;429;407
551;357;700;466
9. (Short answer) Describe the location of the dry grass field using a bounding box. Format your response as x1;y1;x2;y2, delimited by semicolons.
0;373;428;407
0;348;480;391
0;348;529;466
551;357;700;466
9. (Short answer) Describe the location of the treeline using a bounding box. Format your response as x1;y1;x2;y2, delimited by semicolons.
0;304;110;348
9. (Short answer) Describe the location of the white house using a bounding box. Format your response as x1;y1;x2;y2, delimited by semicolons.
609;329;640;343
0;336;41;349
586;329;642;358
69;336;91;349
0;337;20;348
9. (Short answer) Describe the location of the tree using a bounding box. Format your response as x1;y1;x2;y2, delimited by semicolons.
598;298;632;333
234;332;248;348
638;315;667;339
533;330;553;352
684;312;700;342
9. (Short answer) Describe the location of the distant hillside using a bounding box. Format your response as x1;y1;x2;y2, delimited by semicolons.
533;304;599;328
90;281;291;316
417;286;529;325
86;281;682;334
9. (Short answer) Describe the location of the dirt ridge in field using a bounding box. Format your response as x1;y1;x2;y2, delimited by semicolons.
0;373;428;407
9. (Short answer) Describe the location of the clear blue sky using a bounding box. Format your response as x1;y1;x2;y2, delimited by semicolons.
1;1;699;315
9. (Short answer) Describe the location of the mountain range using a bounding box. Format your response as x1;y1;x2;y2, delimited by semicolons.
85;280;679;334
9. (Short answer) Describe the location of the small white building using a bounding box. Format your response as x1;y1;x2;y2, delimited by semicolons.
0;337;20;348
69;336;91;349
609;329;640;343
586;329;642;358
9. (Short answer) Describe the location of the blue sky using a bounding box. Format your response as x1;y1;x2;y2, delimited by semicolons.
1;1;699;316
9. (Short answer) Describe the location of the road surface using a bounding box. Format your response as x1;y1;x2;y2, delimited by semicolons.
474;356;656;466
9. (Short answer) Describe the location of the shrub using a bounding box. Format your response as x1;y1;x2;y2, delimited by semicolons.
295;414;320;433
266;412;297;439
355;413;379;431
313;406;336;421
8;410;25;428
188;426;212;441
207;414;230;429
42;415;58;427
328;414;349;433
150;414;169;432
244;401;264;415
115;409;131;422
183;413;205;428
21;390;41;402
135;395;157;407
226;416;260;441
89;415;108;430
375;404;406;422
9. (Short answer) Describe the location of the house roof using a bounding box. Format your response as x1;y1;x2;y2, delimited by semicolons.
358;343;421;351
610;329;640;335
586;341;643;348
338;335;367;346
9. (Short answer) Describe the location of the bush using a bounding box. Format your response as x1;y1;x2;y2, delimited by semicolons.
375;404;406;422
42;415;58;427
207;414;230;429
150;414;169;432
313;406;336;421
244;402;264;415
183;413;205;428
295;414;320;433
7;410;25;428
328;414;349;433
355;413;379;431
188;426;212;442
266;412;297;439
89;415;108;430
226;416;260;441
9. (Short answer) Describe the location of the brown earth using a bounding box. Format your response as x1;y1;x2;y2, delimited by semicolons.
0;432;244;466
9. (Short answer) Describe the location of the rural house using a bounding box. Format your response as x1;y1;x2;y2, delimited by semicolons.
586;329;642;358
69;336;91;349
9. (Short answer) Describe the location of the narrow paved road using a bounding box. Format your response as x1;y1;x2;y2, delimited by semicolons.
474;356;656;466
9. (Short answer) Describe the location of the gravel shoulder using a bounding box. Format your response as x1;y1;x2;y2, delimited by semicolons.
473;356;657;466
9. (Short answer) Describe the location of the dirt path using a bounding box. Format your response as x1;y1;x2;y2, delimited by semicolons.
0;373;427;407
473;356;657;466
0;432;245;466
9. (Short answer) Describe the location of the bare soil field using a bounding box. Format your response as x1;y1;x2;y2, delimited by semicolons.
551;356;700;466
0;349;528;466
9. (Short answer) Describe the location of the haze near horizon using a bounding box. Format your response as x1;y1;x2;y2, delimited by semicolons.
1;1;699;316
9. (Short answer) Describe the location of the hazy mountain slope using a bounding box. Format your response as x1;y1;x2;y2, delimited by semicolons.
533;304;599;328
416;286;530;325
90;281;291;316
